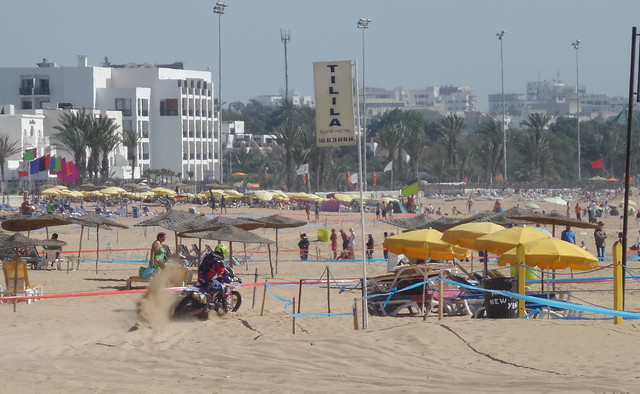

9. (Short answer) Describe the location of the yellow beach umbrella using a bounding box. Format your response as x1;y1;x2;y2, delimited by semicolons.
253;190;273;202
383;229;470;261
498;237;599;271
442;222;506;250
41;188;60;196
475;226;551;255
333;193;353;203
224;189;243;198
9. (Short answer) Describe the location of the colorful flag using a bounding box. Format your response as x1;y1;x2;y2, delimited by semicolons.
591;158;604;169
38;156;46;171
29;160;38;174
22;148;37;161
346;172;351;184
18;161;29;177
350;172;358;184
372;171;377;186
295;163;309;175
54;157;62;172
44;154;51;170
401;179;419;197
50;156;55;171
383;161;393;172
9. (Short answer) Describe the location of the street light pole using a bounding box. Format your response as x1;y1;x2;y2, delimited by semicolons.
357;18;371;192
497;30;507;183
281;29;291;103
572;39;582;182
214;2;228;184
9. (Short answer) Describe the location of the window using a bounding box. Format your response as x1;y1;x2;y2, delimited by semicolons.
140;121;149;138
160;99;179;116
21;100;32;110
122;120;133;133
140;99;149;116
115;98;132;116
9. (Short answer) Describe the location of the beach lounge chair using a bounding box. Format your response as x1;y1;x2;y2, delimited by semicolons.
2;259;43;303
177;244;198;267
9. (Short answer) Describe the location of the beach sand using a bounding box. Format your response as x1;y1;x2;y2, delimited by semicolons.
1;195;639;393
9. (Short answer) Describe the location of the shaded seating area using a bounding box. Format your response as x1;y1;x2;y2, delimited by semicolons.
2;260;43;304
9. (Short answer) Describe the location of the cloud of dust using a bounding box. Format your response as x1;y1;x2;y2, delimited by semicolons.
134;260;188;329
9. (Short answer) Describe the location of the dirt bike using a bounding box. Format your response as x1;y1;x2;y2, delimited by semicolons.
173;277;242;320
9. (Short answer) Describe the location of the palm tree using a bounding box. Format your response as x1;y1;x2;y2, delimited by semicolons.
376;122;408;179
93;115;121;181
521;113;551;179
437;114;466;180
53;110;92;179
476;119;505;182
0;134;20;188
122;128;140;182
402;124;430;179
271;102;305;190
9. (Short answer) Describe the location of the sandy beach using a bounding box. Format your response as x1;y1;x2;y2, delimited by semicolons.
1;193;640;393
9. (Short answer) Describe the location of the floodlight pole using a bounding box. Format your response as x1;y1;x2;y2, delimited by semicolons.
358;18;371;192
214;2;228;184
497;31;507;182
572;40;582;182
281;29;291;103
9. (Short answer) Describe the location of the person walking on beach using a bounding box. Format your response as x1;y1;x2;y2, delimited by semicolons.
375;203;382;221
314;202;320;220
340;229;348;252
330;229;338;259
386;201;394;219
305;202;311;220
366;234;374;260
575;203;582;221
594;222;607;260
467;197;473;214
210;195;217;214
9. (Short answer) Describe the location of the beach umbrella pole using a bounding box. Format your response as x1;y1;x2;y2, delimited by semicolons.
78;225;84;270
275;230;279;274
95;225;100;274
268;244;273;279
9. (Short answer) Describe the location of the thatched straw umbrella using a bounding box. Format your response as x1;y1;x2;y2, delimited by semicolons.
180;226;275;276
249;214;307;276
381;213;433;230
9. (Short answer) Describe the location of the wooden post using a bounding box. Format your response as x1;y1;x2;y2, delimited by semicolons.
260;280;268;316
95;225;100;274
353;298;359;330
77;225;84;271
268;244;274;279
297;279;303;314
326;267;331;314
251;268;258;309
438;277;444;321
244;243;248;271
292;297;296;335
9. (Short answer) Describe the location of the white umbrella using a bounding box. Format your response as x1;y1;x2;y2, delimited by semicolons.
543;197;568;206
525;202;540;209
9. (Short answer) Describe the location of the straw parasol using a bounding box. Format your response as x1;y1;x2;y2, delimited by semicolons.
135;210;197;252
382;213;433;230
0;230;67;250
249;214;307;277
69;214;129;273
507;211;599;236
181;226;275;273
1;214;73;238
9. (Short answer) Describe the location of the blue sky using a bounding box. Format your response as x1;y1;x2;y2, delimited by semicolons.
2;1;639;110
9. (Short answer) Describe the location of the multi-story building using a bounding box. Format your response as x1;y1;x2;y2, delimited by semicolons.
359;85;477;119
252;90;313;108
489;80;626;120
0;56;217;182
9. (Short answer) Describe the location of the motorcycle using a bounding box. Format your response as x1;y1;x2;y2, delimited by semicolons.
173;267;242;320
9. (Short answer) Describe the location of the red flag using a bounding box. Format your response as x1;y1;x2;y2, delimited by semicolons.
346;172;351;184
44;154;51;170
372;171;377;187
590;158;603;169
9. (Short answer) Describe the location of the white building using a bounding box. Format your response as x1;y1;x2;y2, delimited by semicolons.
252;90;313;108
0;57;217;182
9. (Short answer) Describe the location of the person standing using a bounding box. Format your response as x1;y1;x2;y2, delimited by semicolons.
348;228;356;259
305;202;311;220
467;197;473;214
366;234;374;260
386;201;394;219
314;202;320;220
298;233;310;261
575;203;582;221
561;226;576;244
210;195;217;214
383;232;389;260
340;229;349;252
594;222;607;260
330;229;338;259
375;203;381;221
220;195;227;214
150;232;168;270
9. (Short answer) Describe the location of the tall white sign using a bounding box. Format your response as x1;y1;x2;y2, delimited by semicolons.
313;61;356;147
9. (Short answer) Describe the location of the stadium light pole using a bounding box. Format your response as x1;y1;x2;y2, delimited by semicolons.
572;39;582;182
281;29;291;103
214;2;228;183
497;30;507;183
357;18;371;192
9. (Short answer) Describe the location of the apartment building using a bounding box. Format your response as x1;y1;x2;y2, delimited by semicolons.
0;56;217;182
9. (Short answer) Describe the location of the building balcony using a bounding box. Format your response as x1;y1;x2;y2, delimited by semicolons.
19;88;33;95
34;87;50;95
